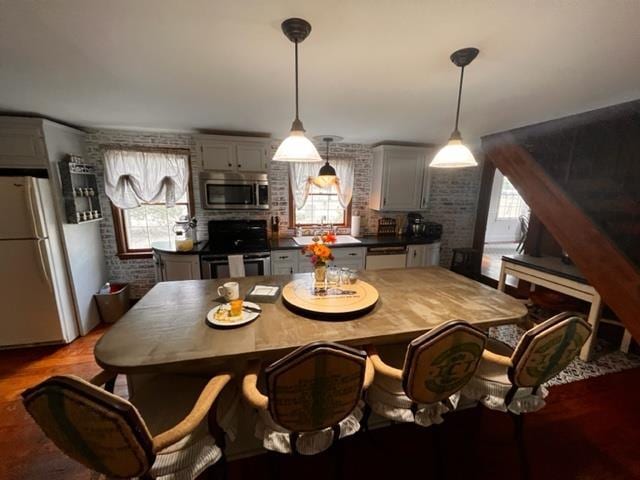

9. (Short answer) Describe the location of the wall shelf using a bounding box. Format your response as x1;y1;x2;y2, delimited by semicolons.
58;155;103;224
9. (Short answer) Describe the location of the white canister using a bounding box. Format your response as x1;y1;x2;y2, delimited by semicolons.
350;215;361;237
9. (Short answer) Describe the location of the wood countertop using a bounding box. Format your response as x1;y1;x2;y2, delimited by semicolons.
94;267;527;374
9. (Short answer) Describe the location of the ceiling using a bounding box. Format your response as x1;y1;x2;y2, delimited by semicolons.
1;0;639;144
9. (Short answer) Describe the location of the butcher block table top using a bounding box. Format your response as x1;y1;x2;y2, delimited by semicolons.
94;267;527;374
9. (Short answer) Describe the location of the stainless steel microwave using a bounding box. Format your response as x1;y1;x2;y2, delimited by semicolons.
200;172;269;210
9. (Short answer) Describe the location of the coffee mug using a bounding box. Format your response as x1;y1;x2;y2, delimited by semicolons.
218;281;240;301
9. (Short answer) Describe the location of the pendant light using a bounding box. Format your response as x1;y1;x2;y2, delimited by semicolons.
273;18;322;163
312;135;342;187
430;47;479;168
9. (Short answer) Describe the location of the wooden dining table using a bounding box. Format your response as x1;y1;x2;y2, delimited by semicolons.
94;266;527;375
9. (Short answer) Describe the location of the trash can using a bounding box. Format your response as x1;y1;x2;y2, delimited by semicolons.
95;283;131;324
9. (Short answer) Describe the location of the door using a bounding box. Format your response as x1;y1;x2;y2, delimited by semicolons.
0;176;47;239
201;143;236;171
382;148;425;210
406;245;425;268
160;253;201;281
0;239;63;346
236;143;267;172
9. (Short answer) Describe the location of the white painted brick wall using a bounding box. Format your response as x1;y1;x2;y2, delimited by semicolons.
87;128;480;297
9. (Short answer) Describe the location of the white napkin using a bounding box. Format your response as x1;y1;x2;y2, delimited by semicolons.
228;255;246;278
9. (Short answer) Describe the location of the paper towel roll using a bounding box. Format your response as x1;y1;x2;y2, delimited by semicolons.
350;215;360;237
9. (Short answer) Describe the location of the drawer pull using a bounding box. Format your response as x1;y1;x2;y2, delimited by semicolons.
348;253;358;256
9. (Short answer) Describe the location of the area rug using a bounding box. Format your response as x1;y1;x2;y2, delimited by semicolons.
488;324;640;387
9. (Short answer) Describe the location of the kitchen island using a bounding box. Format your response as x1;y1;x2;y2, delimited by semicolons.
95;266;526;374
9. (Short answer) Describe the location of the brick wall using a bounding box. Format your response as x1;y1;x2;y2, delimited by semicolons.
86;128;480;297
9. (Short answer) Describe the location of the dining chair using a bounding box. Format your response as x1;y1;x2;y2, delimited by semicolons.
241;341;374;457
22;370;234;479
462;312;592;415
365;320;487;427
461;312;591;480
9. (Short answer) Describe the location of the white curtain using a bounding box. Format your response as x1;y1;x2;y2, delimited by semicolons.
104;149;190;209
289;158;354;209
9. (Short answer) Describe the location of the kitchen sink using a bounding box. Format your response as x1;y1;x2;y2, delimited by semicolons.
292;235;361;246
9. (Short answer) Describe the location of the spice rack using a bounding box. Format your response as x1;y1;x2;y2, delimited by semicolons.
377;217;397;236
58;155;103;224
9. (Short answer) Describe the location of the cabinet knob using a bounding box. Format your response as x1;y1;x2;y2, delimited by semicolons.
290;267;293;274
413;251;417;257
279;255;288;260
238;164;242;168
348;253;357;256
228;163;232;167
383;197;387;206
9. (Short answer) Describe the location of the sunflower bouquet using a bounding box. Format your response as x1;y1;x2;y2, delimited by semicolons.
302;240;335;267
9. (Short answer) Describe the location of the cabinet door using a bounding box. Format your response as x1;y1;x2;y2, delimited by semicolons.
236;142;268;172
406;245;425;268
298;262;315;273
201;142;235;171
0;127;47;168
271;250;298;275
160;254;201;281
382;149;425;210
419;153;433;210
331;248;366;271
423;242;441;266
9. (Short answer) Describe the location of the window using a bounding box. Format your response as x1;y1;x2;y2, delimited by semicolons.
291;184;349;226
496;177;529;219
106;148;193;258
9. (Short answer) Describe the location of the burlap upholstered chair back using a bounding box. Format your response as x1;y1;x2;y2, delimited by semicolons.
265;342;367;433
402;320;487;404
22;375;155;479
510;313;592;388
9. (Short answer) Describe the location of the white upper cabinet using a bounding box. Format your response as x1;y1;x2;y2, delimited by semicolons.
0;119;48;168
369;144;433;211
197;135;270;173
201;142;235;171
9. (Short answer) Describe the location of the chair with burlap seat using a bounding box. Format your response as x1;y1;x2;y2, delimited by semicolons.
22;370;235;479
242;341;374;457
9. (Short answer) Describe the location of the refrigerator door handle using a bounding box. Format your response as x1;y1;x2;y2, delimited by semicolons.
36;239;53;292
25;178;45;238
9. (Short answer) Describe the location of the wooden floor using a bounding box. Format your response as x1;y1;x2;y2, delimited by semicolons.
2;325;640;480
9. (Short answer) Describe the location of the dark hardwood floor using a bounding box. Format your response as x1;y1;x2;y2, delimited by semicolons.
2;324;639;480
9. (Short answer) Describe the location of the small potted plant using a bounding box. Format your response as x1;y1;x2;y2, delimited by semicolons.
302;232;336;284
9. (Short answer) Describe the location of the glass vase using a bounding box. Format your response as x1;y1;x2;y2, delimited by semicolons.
314;263;327;285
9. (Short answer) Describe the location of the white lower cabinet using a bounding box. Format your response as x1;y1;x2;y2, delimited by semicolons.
330;247;366;271
406;242;441;268
271;247;367;275
154;251;201;282
271;250;298;275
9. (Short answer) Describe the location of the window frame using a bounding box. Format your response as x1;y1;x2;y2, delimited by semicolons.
109;147;195;260
288;185;352;228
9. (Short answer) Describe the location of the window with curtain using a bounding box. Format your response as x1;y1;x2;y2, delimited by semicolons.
103;148;192;258
289;158;354;226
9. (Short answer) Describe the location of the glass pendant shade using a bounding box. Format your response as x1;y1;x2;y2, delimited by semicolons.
273;18;322;163
430;137;477;168
273;129;322;162
430;47;480;169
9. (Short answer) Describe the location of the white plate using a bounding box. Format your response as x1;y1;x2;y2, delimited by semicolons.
206;301;261;328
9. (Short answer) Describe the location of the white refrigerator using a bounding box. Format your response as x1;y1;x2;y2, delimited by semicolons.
0;176;78;347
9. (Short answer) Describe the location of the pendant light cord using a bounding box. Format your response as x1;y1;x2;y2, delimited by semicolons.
325;139;330;163
453;66;465;134
294;40;300;121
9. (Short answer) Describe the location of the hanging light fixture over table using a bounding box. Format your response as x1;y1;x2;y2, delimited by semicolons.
430;47;479;168
273;18;322;163
312;135;342;187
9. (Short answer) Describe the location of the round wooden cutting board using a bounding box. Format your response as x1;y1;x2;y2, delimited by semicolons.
282;278;379;320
